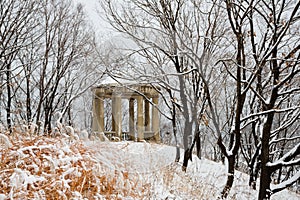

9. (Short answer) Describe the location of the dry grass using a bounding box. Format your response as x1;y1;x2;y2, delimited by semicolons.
0;133;149;199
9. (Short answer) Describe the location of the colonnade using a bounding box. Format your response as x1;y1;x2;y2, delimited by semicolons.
92;84;160;142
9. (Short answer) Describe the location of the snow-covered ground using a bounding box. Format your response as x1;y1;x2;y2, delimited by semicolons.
85;141;300;200
1;134;299;199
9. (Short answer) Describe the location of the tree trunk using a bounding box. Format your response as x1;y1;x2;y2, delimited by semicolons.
196;130;201;159
26;71;32;122
221;155;235;199
44;107;52;134
6;63;12;133
171;107;180;162
259;165;272;199
182;120;193;171
67;105;72;126
258;113;275;199
249;144;261;189
258;31;279;198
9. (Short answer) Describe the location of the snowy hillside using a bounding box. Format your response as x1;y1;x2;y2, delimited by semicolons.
0;134;299;199
86;141;300;200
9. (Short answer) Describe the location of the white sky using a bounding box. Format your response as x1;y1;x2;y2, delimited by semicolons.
73;0;116;41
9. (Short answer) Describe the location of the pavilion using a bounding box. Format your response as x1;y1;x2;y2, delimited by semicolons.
91;77;160;142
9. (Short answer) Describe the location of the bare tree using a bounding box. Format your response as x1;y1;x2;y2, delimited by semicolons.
31;0;99;132
101;0;232;168
0;0;41;131
0;0;101;134
251;1;300;198
223;0;300;199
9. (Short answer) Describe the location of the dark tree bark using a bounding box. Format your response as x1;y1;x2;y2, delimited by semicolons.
6;62;12;133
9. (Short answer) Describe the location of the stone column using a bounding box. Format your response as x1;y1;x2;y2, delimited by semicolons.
112;94;122;138
92;97;98;132
98;97;104;132
137;95;144;141
152;97;160;142
129;98;135;139
144;98;150;132
92;95;104;133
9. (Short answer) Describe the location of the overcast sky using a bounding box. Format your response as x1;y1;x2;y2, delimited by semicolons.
73;0;116;41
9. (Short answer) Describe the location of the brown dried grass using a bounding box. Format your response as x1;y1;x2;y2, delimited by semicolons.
0;133;148;199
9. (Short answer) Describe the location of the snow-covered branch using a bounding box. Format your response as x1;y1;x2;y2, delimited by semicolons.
266;143;300;170
241;106;300;122
271;171;300;194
